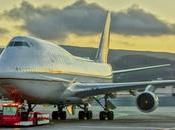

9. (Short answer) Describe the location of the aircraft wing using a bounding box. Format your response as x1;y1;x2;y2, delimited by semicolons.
69;80;175;98
112;64;170;74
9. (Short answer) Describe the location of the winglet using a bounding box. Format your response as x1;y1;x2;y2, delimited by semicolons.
95;11;111;63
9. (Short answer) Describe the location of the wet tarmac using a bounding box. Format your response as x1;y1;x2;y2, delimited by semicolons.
0;106;175;130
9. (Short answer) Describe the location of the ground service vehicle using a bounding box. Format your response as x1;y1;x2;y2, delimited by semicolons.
0;103;49;126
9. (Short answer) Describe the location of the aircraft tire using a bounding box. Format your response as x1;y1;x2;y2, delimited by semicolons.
33;113;38;126
86;110;93;119
52;111;59;120
78;111;86;120
99;111;106;120
107;111;114;120
59;111;67;120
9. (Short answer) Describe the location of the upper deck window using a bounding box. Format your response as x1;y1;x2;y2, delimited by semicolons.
8;41;31;47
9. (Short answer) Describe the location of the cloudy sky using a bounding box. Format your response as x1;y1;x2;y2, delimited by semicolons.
0;0;175;52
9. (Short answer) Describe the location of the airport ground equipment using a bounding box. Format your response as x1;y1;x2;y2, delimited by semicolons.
0;103;49;126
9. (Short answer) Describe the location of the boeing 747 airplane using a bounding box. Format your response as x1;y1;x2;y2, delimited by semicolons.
0;12;175;120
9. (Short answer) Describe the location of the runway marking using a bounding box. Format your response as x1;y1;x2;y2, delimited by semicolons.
73;125;175;130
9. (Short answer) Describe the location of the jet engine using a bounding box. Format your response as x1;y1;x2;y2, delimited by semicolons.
136;91;159;113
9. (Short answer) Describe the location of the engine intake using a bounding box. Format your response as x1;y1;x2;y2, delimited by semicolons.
136;91;159;113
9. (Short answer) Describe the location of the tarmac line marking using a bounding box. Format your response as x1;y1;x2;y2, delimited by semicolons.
73;125;175;130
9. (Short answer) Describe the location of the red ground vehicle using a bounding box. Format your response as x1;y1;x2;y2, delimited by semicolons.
0;103;50;126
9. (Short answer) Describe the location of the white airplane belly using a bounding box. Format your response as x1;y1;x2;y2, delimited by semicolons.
0;78;67;103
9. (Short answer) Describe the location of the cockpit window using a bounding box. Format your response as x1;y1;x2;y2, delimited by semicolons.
8;41;31;47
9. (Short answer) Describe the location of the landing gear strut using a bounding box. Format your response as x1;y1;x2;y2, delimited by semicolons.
52;105;67;120
78;104;93;120
94;95;114;120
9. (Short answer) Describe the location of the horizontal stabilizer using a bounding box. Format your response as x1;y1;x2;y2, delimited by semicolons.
112;64;170;74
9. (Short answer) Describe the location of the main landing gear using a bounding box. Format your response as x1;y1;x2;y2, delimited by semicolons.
78;104;93;120
52;105;67;120
94;95;114;120
51;94;115;120
99;110;114;120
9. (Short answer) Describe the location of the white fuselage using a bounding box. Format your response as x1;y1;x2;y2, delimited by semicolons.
0;36;112;104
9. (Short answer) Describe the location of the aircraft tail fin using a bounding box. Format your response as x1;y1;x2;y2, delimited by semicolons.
95;11;111;63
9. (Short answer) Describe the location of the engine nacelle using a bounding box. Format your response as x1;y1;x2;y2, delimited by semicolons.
136;91;159;113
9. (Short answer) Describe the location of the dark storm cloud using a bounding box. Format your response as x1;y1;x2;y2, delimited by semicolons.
111;5;175;36
2;0;175;40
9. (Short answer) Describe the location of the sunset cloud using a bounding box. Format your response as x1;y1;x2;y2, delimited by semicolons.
0;27;9;36
3;0;175;41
